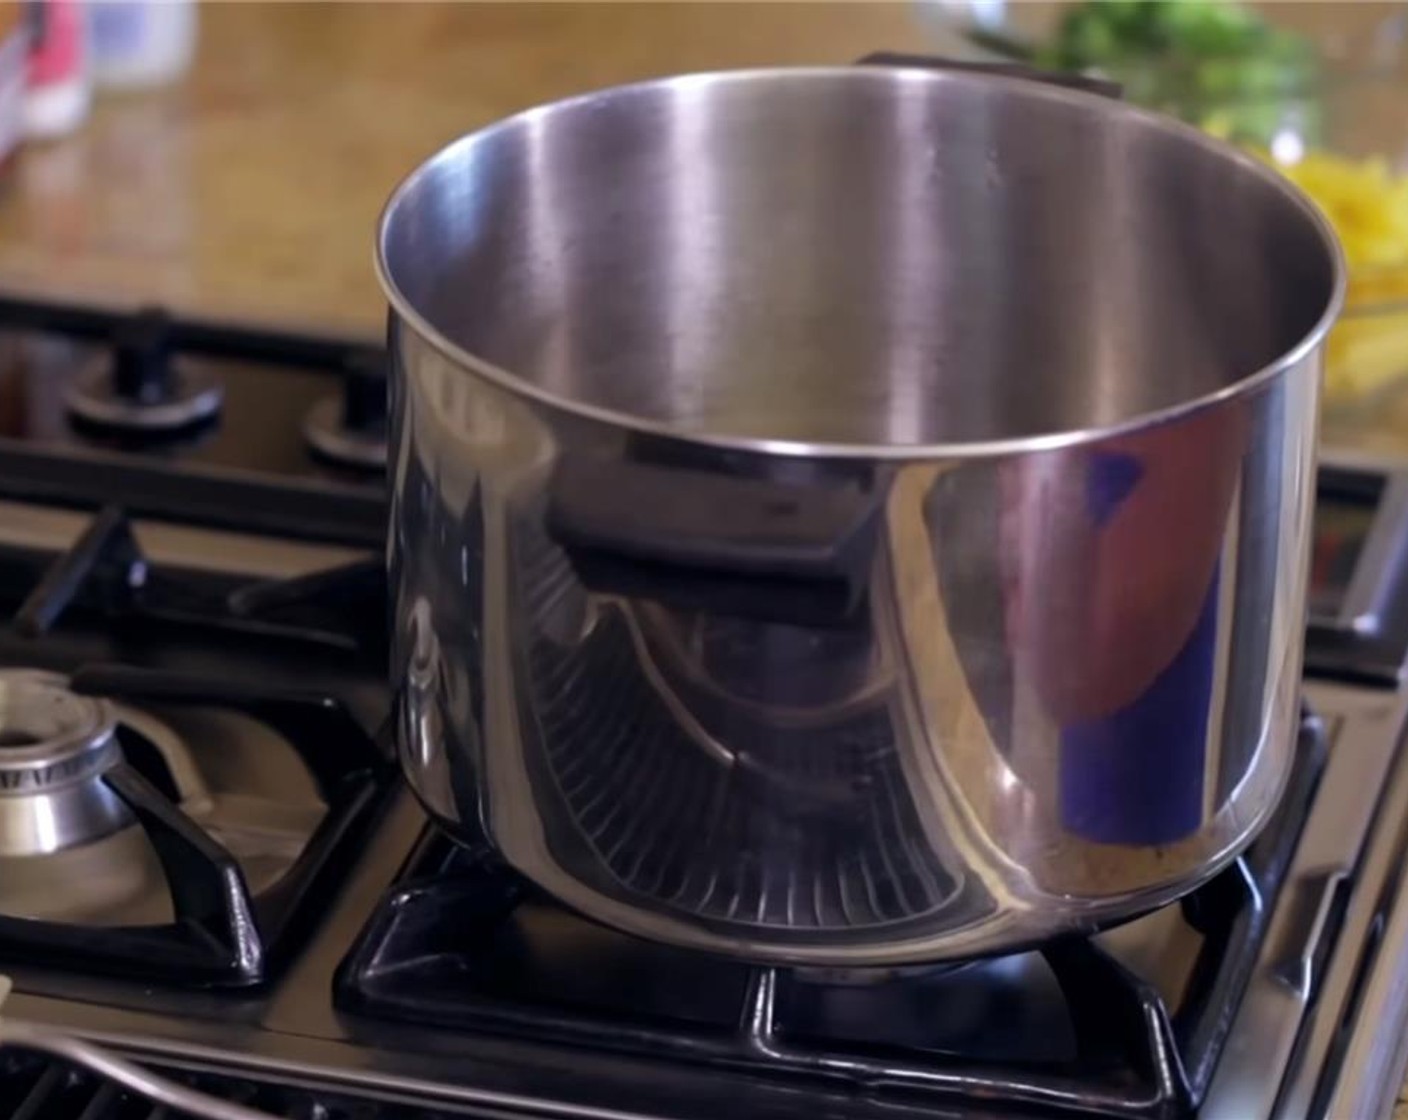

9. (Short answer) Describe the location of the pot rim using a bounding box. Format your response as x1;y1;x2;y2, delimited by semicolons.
375;64;1347;462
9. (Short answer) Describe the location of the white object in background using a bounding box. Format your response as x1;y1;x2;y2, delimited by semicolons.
22;0;90;140
88;0;196;91
922;0;1008;33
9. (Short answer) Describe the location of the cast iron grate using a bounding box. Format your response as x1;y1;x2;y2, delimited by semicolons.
0;503;392;985
8;503;386;654
0;664;387;986
337;711;1326;1120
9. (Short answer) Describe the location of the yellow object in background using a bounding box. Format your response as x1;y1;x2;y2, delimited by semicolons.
1247;147;1408;295
1326;306;1408;399
1276;151;1408;279
1245;147;1408;401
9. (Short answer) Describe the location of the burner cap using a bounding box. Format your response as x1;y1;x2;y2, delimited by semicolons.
305;394;387;469
305;349;387;470
65;308;223;433
67;362;224;432
0;671;130;856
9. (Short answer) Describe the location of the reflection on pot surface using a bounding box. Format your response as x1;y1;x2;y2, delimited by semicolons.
391;335;1320;965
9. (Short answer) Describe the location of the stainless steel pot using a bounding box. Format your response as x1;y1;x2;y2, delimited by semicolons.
379;64;1343;965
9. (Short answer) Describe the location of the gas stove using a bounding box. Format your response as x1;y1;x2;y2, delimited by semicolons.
0;299;1407;1119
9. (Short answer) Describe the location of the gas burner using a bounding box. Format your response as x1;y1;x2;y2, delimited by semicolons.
0;670;128;856
304;350;387;470
0;294;386;543
0;664;388;983
65;307;224;433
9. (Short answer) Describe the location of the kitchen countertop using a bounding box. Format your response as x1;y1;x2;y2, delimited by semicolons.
0;2;940;339
4;2;1408;1111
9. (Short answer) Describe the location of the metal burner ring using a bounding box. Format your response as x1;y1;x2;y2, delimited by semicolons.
0;671;131;856
0;672;119;793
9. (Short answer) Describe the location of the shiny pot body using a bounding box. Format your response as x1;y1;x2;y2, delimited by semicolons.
381;67;1343;965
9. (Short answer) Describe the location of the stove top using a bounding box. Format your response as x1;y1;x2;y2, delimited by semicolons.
1;299;1408;1120
0;664;386;986
0;296;384;545
0;473;392;992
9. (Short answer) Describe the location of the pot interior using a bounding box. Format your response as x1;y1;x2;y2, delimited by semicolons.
379;67;1339;448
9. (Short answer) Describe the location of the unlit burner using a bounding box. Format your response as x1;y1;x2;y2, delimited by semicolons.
0;670;128;856
65;307;223;433
304;349;387;470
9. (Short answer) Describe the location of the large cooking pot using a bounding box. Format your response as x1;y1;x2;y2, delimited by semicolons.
379;63;1343;965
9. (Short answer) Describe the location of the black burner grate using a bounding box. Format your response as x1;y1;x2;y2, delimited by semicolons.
337;711;1327;1119
0;503;392;986
9;503;385;654
0;666;388;986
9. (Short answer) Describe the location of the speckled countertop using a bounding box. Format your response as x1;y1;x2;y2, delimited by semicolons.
4;1;1408;1109
0;2;940;339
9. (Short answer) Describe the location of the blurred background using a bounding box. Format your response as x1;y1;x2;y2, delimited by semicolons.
4;2;1408;445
